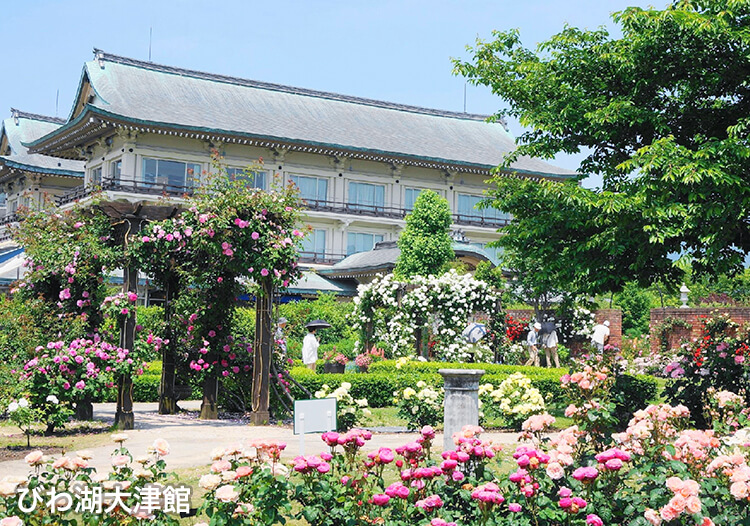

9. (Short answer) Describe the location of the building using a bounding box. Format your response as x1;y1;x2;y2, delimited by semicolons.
0;110;85;288
22;50;573;275
0;110;85;241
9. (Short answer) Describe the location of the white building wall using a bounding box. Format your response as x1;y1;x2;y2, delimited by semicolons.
82;133;501;263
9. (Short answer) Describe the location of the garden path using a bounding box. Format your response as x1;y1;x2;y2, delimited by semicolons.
0;401;532;478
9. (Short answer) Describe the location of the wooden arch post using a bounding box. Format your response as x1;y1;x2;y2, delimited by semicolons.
250;277;274;425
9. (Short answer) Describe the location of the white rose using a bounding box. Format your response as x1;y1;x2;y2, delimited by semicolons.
17;399;29;408
7;402;18;413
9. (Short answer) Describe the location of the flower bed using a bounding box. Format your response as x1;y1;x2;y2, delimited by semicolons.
3;396;750;526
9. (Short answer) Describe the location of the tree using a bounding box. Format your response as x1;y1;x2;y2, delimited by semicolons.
396;190;454;278
454;0;750;284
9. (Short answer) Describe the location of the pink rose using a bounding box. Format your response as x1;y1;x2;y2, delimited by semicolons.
112;455;130;467
371;493;390;506
211;460;232;473
25;450;44;465
509;503;522;512
152;438;170;456
215;485;239;502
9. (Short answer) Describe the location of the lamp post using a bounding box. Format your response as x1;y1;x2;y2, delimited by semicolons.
680;284;690;309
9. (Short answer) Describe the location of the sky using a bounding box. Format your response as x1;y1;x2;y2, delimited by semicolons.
1;0;656;188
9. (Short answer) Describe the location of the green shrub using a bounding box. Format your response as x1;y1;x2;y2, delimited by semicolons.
612;373;659;428
369;360;566;381
136;306;166;337
278;294;355;349
232;307;256;343
289;368;439;408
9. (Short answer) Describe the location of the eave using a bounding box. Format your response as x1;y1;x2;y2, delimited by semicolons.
0;158;83;181
26;106;577;181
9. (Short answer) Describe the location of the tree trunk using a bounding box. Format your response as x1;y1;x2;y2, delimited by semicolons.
199;375;219;420
75;394;93;420
159;276;178;414
250;278;274;425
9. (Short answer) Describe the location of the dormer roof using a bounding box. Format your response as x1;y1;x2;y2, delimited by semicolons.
0;109;84;179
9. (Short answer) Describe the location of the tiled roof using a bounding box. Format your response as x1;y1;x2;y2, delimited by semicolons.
0;110;84;177
285;271;357;296
31;50;575;177
319;240;499;277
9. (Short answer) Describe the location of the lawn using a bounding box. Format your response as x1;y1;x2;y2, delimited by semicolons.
0;419;113;461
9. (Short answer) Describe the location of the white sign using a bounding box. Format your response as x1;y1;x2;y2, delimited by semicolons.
294;398;337;455
294;398;337;435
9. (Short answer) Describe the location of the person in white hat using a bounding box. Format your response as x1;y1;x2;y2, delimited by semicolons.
591;320;610;352
524;322;542;366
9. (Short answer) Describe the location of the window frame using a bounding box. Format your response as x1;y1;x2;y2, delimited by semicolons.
346;231;385;255
348;181;386;211
141;157;202;191
288;174;329;203
226;167;267;190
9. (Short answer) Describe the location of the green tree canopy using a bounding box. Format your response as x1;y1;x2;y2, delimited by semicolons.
454;0;750;286
396;190;454;278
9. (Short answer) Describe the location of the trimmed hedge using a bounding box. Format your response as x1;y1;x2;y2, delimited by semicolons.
95;361;202;403
288;367;566;408
289;365;660;426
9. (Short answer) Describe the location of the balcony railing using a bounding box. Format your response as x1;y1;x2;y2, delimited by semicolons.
57;177;194;206
303;198;509;228
0;213;19;227
56;182;509;228
298;251;348;265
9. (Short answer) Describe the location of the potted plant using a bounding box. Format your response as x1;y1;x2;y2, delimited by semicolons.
323;348;348;373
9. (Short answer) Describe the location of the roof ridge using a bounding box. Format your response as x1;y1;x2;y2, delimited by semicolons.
9;108;66;125
91;48;505;125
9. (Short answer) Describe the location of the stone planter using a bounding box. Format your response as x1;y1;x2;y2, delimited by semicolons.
324;363;345;374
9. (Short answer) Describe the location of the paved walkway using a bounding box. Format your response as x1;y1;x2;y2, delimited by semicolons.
0;402;526;478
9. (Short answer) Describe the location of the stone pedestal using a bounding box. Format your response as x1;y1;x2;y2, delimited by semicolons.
439;368;485;452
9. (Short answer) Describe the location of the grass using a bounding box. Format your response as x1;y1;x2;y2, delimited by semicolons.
363;406;407;428
0;420;113;460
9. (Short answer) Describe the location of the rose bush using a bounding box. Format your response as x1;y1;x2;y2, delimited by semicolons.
0;435;180;525
393;381;444;430
314;382;371;431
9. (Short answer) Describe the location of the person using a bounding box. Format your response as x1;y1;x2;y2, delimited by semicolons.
302;326;320;371
591;320;610;352
525;322;541;366
539;320;560;368
275;317;288;357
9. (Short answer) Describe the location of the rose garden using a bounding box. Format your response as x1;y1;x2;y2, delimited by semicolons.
3;1;750;525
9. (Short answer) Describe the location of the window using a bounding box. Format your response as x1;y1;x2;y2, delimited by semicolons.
90;166;102;186
346;232;384;255
0;193;5;206
142;158;201;191
9;200;17;214
456;194;509;223
349;182;385;211
226;167;266;190
289;175;328;203
404;188;423;211
301;229;327;258
109;160;122;182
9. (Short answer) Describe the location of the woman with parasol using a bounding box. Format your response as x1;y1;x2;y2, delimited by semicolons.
302;319;331;371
